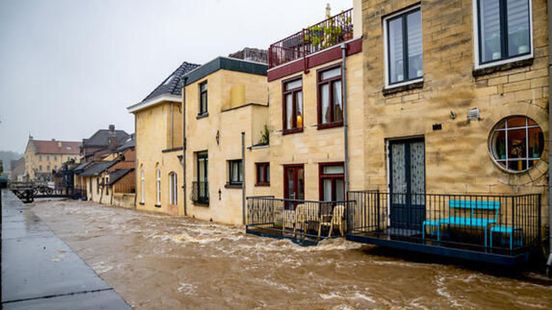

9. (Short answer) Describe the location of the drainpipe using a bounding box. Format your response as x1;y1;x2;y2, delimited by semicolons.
547;0;552;277
241;132;246;225
341;43;350;196
182;77;188;217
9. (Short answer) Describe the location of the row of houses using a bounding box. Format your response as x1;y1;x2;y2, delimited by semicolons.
122;0;551;266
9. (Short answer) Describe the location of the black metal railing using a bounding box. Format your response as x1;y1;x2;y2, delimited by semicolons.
246;196;355;240
268;8;353;68
191;181;209;205
347;191;542;255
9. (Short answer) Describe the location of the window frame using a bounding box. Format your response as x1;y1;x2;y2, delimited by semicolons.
198;81;208;116
255;162;270;186
155;168;161;206
383;5;424;89
169;172;178;205
227;159;244;186
317;64;344;129
318;162;345;202
473;0;533;70
488;115;543;174
282;76;304;135
196;151;209;204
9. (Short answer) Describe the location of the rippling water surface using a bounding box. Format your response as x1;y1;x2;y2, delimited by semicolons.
32;200;552;309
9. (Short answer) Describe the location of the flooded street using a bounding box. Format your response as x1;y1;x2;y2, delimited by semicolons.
31;200;552;309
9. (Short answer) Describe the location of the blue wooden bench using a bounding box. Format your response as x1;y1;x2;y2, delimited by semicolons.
422;199;500;247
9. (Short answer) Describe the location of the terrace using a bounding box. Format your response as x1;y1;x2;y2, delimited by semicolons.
246;191;543;265
268;9;353;68
347;191;543;266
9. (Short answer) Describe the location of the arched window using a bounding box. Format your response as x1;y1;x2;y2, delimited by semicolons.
140;169;145;204
156;168;161;206
169;172;178;205
489;116;544;173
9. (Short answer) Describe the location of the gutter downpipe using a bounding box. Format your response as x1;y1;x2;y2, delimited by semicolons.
182;77;188;217
341;43;350;196
241;132;246;226
547;0;552;277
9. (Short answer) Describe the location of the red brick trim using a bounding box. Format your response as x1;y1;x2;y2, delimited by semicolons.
267;38;362;82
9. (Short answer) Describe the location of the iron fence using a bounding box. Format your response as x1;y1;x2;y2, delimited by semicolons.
268;9;353;68
246;196;355;241
347;191;542;255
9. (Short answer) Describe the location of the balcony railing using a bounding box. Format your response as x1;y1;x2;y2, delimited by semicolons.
246;196;355;243
347;191;542;256
191;181;209;205
268;8;353;68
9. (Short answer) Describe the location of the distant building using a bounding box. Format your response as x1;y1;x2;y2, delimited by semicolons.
24;137;81;181
81;124;130;161
10;158;25;182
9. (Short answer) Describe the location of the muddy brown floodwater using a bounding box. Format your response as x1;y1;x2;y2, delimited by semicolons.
31;200;552;309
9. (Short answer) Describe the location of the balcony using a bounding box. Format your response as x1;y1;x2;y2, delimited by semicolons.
346;191;543;266
245;196;355;245
191;181;209;205
268;9;353;68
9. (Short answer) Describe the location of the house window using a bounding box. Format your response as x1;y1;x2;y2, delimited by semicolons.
282;78;303;134
140;170;145;204
384;6;423;86
319;163;345;201
39;165;42;171
155;168;161;206
476;0;532;67
490;116;543;173
227;160;243;186
54;156;57;161
195;152;209;204
199;81;208;116
169;172;178;205
318;66;343;128
105;177;109;195
255;162;270;186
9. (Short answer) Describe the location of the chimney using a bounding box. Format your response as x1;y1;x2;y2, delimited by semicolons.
109;124;115;133
58;141;62;147
108;125;118;150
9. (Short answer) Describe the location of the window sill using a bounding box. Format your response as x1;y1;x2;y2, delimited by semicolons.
193;201;209;207
225;183;243;189
154;204;161;208
317;122;343;130
255;183;270;187
383;80;424;96
473;58;533;77
196;112;209;119
139;202;145;205
282;128;304;135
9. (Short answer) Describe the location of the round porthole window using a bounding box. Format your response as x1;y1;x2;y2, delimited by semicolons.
489;116;544;173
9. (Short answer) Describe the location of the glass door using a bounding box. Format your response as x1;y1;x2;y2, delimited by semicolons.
389;138;425;231
284;165;304;209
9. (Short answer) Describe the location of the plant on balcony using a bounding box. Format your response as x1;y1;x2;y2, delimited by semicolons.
258;125;270;145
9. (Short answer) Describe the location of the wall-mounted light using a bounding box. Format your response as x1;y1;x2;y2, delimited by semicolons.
450;111;457;120
216;130;220;145
218;189;222;200
467;108;480;122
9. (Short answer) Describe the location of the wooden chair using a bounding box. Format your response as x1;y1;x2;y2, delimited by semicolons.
293;204;307;236
318;204;345;238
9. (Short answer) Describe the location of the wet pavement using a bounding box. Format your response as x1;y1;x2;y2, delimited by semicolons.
1;190;129;309
15;196;552;309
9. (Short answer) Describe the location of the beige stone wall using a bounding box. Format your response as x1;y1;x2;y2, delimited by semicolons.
112;193;136;209
266;53;364;200
184;69;269;225
361;0;548;223
135;102;185;216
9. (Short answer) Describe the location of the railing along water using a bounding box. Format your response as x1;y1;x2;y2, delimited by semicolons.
347;191;542;255
268;9;353;68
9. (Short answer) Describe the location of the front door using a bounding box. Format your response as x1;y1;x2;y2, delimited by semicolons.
389;138;426;231
284;165;304;209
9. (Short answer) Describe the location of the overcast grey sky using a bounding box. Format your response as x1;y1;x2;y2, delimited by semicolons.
0;0;350;153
